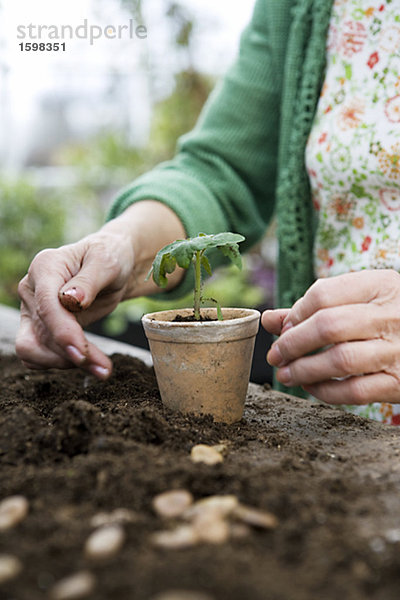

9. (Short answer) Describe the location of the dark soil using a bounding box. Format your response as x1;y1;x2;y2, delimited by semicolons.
172;314;216;322
1;353;400;600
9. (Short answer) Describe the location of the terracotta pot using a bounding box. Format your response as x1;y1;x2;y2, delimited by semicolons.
141;308;260;424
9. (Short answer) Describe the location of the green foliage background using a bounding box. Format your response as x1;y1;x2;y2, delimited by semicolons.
0;0;266;323
0;178;66;306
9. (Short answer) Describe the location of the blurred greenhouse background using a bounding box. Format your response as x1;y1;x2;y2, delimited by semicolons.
0;0;277;379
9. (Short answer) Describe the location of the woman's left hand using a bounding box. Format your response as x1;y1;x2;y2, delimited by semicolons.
262;269;400;405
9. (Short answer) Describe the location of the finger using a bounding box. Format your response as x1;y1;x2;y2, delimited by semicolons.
19;252;87;358
73;290;124;328
20;360;49;370
16;312;73;369
82;341;113;379
27;284;91;360
267;303;386;367
261;309;290;336
285;270;400;328
303;372;400;405
275;338;395;387
18;290;113;378
58;242;124;311
17;311;112;379
36;302;113;378
18;246;115;378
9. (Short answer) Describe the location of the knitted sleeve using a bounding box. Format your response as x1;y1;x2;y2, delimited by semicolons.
108;0;287;297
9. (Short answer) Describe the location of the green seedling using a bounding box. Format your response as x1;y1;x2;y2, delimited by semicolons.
147;232;245;321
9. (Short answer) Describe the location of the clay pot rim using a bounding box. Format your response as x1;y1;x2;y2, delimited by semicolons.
142;308;261;344
142;307;260;328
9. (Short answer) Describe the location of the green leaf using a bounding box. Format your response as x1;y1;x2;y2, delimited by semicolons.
219;243;243;270
149;232;245;288
201;254;212;276
203;296;223;321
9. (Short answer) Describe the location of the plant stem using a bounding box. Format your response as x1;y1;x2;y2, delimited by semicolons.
193;250;202;320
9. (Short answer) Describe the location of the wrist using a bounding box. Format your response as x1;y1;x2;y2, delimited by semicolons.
103;200;186;298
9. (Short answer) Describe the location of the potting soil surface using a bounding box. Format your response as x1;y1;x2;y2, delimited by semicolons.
1;352;400;600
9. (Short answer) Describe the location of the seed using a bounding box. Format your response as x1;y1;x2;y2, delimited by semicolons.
0;554;22;584
190;445;223;466
152;490;194;519
49;571;96;600
90;512;114;528
151;525;199;549
109;508;137;523
0;495;29;531
84;524;125;560
184;495;238;520
211;443;229;457
59;289;83;313
90;508;137;528
232;504;278;529
193;513;230;545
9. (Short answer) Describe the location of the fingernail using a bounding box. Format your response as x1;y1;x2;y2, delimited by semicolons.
89;364;111;380
278;366;292;386
267;344;285;368
66;345;86;364
281;320;293;335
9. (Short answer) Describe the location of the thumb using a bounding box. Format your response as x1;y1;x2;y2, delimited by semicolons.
58;245;121;313
261;308;291;336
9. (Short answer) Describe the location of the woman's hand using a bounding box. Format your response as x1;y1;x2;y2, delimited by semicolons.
262;270;400;405
16;201;186;378
16;231;134;378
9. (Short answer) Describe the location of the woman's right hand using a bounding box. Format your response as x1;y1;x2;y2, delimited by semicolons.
16;229;135;379
16;201;186;378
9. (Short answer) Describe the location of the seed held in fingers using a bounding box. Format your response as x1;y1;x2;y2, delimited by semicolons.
152;490;194;519
84;524;125;560
0;495;29;531
190;445;223;466
49;571;96;600
0;554;22;584
59;288;84;313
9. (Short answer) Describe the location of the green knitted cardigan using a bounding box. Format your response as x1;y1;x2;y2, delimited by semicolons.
108;0;335;396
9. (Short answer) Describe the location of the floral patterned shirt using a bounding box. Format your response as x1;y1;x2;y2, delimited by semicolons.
305;0;400;425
